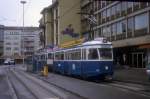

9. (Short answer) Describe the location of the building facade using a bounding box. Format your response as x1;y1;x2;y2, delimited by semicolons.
0;25;4;64
3;26;41;62
39;1;150;68
91;1;150;68
0;25;4;56
40;0;81;47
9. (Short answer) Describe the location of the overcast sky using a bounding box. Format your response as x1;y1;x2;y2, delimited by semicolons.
0;0;52;27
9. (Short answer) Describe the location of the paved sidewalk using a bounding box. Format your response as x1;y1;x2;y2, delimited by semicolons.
114;67;150;85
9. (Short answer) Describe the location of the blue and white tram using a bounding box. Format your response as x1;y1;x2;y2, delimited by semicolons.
53;38;114;80
46;51;54;72
36;52;47;72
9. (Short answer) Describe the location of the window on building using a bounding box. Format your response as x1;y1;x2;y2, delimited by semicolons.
14;42;19;45
122;2;127;11
116;3;121;14
112;23;116;36
117;21;122;35
134;13;148;35
102;10;106;19
14;47;19;51
127;2;133;8
122;20;127;34
5;36;10;39
127;17;134;34
107;8;111;18
101;1;106;8
135;13;148;30
103;26;111;37
6;47;11;50
133;2;140;6
98;13;101;24
6;42;11;45
111;5;116;16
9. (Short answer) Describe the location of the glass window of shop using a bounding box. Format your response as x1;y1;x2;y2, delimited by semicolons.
135;13;148;31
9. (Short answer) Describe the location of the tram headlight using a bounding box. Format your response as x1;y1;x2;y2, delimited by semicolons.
105;66;109;70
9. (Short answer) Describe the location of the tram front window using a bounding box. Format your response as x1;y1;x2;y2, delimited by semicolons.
88;49;99;60
99;48;112;60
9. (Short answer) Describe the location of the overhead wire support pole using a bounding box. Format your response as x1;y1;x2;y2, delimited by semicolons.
20;0;26;67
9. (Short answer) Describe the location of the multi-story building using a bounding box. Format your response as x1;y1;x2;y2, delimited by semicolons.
39;4;54;47
4;26;41;63
91;1;150;68
40;0;81;47
4;27;22;59
22;27;41;57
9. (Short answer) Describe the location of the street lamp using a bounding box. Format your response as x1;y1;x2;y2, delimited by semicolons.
20;0;26;66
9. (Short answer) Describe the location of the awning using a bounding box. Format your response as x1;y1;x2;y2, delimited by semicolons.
139;44;150;48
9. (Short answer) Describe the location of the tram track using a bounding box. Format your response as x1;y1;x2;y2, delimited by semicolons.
10;69;59;99
31;74;88;99
15;69;85;99
7;68;38;99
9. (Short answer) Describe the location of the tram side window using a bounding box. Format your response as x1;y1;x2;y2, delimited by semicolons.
55;52;64;60
55;53;59;60
76;51;81;60
82;49;86;60
88;48;99;60
48;53;53;59
60;53;64;60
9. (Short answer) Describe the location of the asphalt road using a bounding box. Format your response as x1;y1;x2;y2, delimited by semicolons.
34;71;150;99
0;65;150;99
0;66;13;99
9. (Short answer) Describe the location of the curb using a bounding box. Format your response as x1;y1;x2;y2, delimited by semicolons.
114;79;150;86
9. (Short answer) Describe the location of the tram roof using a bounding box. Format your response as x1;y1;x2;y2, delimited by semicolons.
53;38;112;52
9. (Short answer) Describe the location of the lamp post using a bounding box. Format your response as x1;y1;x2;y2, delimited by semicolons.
20;0;26;66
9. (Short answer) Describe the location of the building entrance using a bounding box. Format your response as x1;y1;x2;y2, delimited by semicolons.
130;52;145;68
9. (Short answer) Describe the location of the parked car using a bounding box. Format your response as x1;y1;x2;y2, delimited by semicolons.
4;60;9;65
146;63;150;80
4;59;15;65
9;60;15;65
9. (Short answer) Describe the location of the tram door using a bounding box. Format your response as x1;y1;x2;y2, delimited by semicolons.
130;53;145;68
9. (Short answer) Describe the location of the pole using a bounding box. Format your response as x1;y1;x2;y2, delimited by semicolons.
20;1;26;66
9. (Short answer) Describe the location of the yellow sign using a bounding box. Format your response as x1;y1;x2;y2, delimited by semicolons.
59;38;85;48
